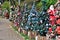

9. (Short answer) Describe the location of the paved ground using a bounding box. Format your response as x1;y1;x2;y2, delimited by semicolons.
0;18;24;40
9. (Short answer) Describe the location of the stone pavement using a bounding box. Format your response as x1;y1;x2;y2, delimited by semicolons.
0;18;24;40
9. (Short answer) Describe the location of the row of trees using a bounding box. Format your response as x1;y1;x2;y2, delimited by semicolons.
1;0;57;13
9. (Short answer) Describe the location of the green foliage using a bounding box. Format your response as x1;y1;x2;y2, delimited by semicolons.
46;0;57;9
2;1;10;12
36;0;57;10
15;1;18;6
20;33;29;40
36;1;42;11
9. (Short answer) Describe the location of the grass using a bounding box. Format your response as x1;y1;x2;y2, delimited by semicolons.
20;33;29;40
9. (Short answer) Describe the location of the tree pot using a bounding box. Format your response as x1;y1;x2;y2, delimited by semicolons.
22;29;28;35
35;33;46;40
35;35;42;40
28;31;35;39
18;27;21;33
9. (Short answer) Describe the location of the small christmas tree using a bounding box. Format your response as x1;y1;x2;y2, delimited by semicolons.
38;0;50;36
21;3;30;30
26;1;39;31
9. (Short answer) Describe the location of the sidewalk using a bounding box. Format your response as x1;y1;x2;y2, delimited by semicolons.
0;18;24;40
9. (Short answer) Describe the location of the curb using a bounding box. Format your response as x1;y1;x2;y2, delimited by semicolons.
9;25;29;40
9;25;24;38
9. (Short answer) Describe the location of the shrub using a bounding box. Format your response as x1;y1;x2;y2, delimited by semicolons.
36;0;57;10
2;1;10;13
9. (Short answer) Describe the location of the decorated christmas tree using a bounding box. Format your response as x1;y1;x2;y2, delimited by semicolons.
38;0;50;36
21;3;30;30
26;1;39;31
